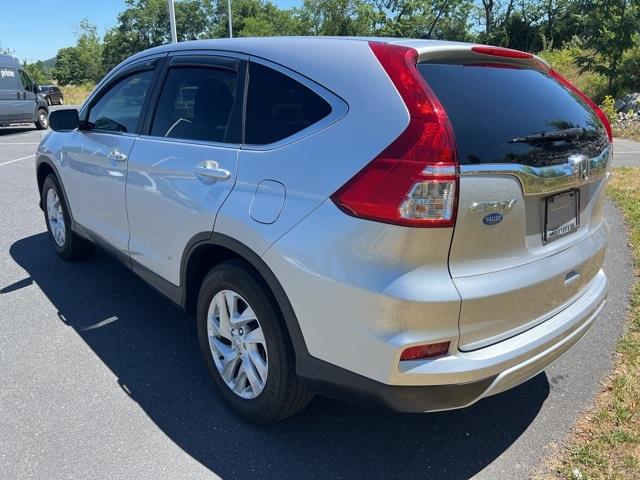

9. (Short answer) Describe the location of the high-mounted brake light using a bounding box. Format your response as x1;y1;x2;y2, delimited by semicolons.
549;69;613;142
471;45;533;59
331;42;458;227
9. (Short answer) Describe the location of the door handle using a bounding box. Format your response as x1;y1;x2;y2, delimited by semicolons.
107;150;128;162
194;160;231;184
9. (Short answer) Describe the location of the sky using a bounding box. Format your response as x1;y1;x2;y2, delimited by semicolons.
0;0;301;62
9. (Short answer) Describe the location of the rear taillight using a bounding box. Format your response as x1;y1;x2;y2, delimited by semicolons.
331;42;458;228
549;69;613;142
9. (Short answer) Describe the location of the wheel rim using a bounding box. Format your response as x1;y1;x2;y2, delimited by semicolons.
39;112;48;128
207;290;268;399
46;188;66;246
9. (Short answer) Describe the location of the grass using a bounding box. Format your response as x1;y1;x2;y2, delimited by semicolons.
59;84;95;106
538;167;640;479
613;125;640;142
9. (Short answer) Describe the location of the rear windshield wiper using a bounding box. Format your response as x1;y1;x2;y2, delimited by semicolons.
509;127;584;144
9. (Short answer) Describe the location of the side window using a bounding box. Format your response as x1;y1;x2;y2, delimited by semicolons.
18;70;33;92
150;67;240;143
88;70;154;133
245;62;332;145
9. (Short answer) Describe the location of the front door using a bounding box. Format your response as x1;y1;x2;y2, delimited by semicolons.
17;70;36;121
62;67;156;253
126;54;246;285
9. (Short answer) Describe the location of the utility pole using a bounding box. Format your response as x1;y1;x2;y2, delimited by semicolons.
227;0;233;38
168;0;178;43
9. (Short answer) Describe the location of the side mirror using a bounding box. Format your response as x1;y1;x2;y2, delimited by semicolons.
33;83;39;94
49;109;80;132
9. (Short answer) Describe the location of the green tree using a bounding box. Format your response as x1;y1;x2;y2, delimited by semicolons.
23;61;50;84
576;0;640;94
52;20;104;85
53;47;83;85
376;0;473;40
75;19;104;82
211;0;306;37
298;0;380;36
102;0;215;72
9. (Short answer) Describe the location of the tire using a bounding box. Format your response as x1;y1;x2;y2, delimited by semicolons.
58;97;64;105
42;174;94;260
197;260;313;424
34;108;48;130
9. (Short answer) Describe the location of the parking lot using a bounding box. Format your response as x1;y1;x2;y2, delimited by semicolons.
0;124;636;479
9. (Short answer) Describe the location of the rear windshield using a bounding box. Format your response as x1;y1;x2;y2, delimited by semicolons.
418;62;608;167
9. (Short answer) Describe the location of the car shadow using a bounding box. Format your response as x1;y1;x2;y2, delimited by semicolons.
7;233;550;480
0;126;37;136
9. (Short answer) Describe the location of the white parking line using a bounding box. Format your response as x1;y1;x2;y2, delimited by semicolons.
617;150;640;154
0;142;39;145
0;154;34;167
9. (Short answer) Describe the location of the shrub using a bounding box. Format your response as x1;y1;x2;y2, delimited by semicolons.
539;47;609;102
600;95;617;123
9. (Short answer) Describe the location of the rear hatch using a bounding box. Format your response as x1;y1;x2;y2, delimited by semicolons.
417;53;611;351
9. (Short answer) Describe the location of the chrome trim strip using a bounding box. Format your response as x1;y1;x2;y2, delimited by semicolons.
459;145;611;195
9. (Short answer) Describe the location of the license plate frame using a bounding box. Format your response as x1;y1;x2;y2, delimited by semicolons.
544;189;580;244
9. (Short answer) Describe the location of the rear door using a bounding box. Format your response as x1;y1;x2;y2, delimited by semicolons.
125;53;245;285
418;60;611;350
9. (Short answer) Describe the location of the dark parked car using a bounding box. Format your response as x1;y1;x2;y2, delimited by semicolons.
38;85;64;105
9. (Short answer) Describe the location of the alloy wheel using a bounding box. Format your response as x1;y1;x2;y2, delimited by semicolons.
207;289;268;399
46;188;66;247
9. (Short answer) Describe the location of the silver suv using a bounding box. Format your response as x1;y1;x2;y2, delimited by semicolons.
37;37;611;424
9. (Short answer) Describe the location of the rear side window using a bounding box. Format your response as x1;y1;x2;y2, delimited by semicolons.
418;63;609;167
245;62;332;145
88;70;154;133
151;67;240;143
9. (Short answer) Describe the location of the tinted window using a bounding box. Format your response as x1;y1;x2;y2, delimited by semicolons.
245;62;332;145
151;67;240;143
0;68;18;89
88;70;154;133
418;63;608;166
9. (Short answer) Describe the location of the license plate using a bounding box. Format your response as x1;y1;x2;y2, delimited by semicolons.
544;190;579;243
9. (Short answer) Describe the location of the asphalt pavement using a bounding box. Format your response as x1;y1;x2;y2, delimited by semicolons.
0;126;637;479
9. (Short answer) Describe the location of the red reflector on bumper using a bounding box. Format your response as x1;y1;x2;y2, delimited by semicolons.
400;342;450;361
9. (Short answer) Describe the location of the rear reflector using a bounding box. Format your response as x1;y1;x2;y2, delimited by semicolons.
471;45;533;59
330;42;458;228
549;69;613;142
400;342;451;361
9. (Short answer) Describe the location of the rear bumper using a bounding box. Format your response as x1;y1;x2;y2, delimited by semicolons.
298;269;607;412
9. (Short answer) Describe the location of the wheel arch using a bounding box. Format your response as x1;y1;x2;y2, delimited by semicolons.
181;232;310;362
36;157;67;215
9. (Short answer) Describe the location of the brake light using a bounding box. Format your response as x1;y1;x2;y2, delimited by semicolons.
330;42;458;228
471;45;533;59
400;342;451;361
549;70;613;142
